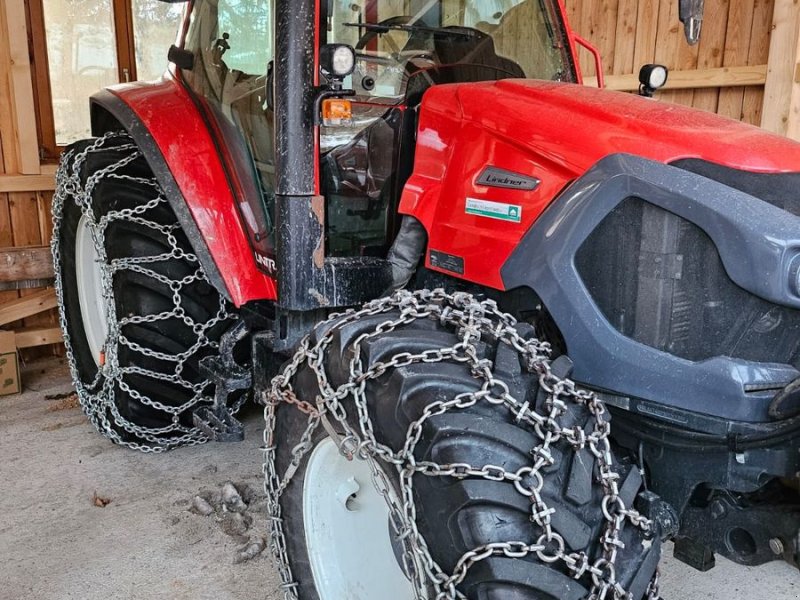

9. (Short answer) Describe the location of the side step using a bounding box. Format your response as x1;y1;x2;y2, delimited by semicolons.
193;321;252;442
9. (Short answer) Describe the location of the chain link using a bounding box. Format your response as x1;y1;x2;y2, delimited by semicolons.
52;132;241;452
263;289;662;599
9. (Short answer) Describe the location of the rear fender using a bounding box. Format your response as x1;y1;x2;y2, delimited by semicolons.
90;77;277;307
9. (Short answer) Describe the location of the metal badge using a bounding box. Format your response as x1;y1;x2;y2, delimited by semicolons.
476;166;540;191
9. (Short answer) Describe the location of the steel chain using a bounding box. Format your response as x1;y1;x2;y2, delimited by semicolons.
52;132;242;452
263;289;662;600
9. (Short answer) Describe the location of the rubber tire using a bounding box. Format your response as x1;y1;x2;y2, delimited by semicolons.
274;311;661;600
55;133;231;437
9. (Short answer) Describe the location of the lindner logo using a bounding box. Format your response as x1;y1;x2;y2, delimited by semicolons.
477;167;540;191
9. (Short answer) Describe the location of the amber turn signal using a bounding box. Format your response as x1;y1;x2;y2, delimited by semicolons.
321;98;352;126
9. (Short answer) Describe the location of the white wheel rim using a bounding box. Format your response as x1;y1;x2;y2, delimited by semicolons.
75;214;108;366
303;437;415;599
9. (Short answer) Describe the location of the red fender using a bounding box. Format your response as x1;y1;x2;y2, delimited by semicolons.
91;73;276;307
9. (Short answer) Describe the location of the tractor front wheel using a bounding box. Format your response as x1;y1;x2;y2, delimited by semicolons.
267;292;662;599
53;132;238;450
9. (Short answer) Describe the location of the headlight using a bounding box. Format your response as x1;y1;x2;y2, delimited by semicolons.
321;44;356;79
790;255;800;297
638;64;669;97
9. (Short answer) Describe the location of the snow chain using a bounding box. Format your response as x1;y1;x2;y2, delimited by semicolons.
263;289;662;600
52;132;240;452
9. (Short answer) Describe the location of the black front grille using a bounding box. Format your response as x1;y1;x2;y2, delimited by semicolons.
575;195;800;367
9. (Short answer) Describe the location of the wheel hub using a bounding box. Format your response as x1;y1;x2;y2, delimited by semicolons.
303;437;415;599
74;214;108;366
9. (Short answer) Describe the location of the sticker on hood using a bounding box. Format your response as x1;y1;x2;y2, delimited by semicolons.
465;198;522;223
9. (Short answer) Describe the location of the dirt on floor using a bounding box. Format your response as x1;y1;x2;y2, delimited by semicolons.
0;357;281;600
1;357;798;599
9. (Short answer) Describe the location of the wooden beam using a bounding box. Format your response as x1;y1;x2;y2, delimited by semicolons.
0;288;57;326
0;245;54;282
584;64;768;91
14;326;62;348
2;0;40;174
0;172;55;193
762;0;800;138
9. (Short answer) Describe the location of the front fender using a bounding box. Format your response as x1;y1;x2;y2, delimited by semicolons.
90;76;276;306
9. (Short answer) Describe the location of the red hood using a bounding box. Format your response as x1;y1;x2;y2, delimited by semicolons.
400;79;800;292
437;79;800;175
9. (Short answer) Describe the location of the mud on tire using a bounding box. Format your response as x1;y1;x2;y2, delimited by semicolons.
267;291;662;599
52;132;239;451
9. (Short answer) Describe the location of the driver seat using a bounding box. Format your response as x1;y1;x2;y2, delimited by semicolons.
432;27;524;78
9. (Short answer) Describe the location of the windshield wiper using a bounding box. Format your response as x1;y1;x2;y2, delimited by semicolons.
343;22;478;38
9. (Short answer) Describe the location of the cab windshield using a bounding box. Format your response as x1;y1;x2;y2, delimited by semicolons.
324;0;575;101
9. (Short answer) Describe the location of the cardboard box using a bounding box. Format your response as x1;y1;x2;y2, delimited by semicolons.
0;330;20;396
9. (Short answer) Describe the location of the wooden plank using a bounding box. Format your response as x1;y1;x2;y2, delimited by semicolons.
14;326;62;349
7;167;52;342
37;191;54;245
578;1;595;78
595;0;620;76
0;172;56;193
0;194;12;247
584;64;768;91
658;0;699;106
114;0;137;83
691;0;730;113
0;246;54;282
566;1;588;75
0;279;54;291
633;0;660;70
718;0;757;120
762;0;800;136
9;191;43;247
652;0;683;105
613;0;638;75
3;0;40;175
26;0;57;160
0;0;19;174
0;288;56;326
742;0;776;126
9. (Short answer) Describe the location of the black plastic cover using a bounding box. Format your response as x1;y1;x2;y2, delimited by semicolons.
501;153;800;423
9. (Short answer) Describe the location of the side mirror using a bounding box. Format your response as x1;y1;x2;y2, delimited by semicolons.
679;0;704;45
638;64;669;98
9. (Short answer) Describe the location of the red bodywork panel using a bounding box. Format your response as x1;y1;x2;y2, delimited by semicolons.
109;75;277;307
400;79;800;290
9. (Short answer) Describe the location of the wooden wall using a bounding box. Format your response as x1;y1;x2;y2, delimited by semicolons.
0;0;61;360
566;0;774;126
1;0;800;366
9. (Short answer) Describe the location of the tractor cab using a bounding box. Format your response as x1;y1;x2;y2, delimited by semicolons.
177;0;577;309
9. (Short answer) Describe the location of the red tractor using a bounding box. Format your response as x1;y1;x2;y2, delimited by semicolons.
52;0;800;598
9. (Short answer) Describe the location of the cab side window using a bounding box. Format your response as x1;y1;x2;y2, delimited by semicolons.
182;0;277;262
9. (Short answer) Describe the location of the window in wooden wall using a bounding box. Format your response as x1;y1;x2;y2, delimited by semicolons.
27;0;185;160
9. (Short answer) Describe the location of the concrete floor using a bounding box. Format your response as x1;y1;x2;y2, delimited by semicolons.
1;357;798;600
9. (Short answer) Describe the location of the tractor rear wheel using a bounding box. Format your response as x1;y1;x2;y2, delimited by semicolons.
268;293;662;599
53;132;238;450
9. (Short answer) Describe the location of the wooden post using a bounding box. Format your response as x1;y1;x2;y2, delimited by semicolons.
1;0;40;174
762;0;800;138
